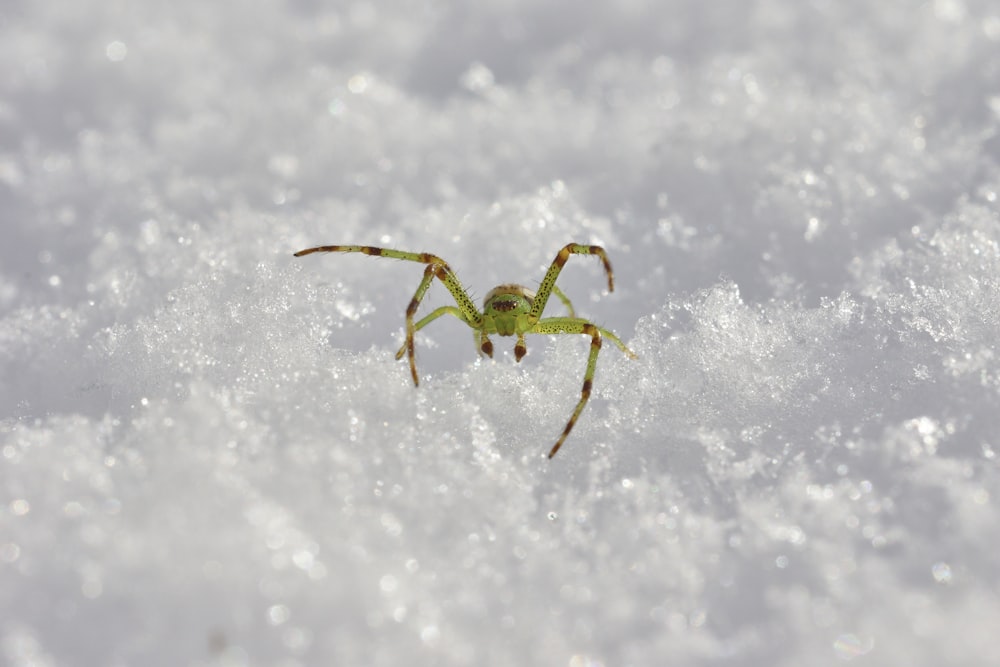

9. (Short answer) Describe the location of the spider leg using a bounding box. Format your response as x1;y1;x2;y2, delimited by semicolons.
400;265;437;386
478;331;494;358
529;244;615;321
529;317;610;458
294;245;484;385
552;285;576;318
594;325;638;359
394;305;470;359
514;333;528;361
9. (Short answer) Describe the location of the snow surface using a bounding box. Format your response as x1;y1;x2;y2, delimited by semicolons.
2;1;1000;665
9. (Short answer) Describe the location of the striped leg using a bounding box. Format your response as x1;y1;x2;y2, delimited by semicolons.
530;317;604;458
529;244;615;321
293;245;482;328
595;326;638;359
398;267;486;385
294;245;484;385
401;265;438;385
395;305;468;359
552;285;576;318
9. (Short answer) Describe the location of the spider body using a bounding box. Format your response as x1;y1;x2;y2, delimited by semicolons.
482;284;534;339
293;242;636;458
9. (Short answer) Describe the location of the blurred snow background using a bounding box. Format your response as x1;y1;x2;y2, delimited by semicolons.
2;0;999;665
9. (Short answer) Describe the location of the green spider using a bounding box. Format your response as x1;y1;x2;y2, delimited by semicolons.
293;242;637;458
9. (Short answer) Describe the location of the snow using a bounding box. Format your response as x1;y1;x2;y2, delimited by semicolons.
2;1;1000;665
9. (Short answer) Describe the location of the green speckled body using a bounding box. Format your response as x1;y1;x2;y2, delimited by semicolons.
482;284;534;336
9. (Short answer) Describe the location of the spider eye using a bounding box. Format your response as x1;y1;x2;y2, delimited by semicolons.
491;298;520;312
483;284;535;312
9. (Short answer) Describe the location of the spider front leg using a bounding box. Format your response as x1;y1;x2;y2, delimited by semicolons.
530;317;633;458
294;244;483;386
398;266;488;386
399;265;438;386
530;244;615;320
395;306;468;357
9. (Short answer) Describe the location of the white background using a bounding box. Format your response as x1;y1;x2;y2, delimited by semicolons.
2;1;999;665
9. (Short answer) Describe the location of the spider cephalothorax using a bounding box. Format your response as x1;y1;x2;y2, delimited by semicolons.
294;243;636;458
